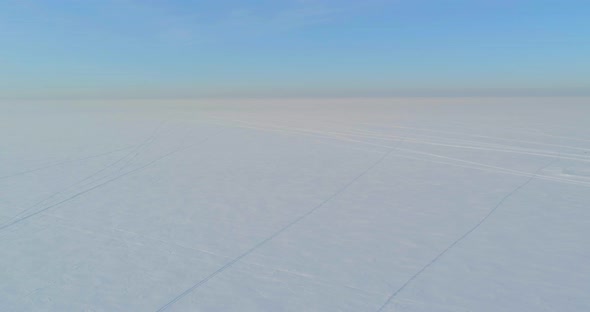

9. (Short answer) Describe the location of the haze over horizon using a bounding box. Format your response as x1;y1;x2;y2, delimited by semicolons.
1;0;589;99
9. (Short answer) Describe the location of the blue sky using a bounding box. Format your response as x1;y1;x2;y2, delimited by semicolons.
1;0;589;98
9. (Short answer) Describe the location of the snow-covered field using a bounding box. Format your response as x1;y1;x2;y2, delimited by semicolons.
2;97;590;311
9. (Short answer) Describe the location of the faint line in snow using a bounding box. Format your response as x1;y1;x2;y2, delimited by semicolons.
375;158;559;312
0;145;135;181
154;143;403;312
215;120;590;188
7;124;165;222
215;118;590;163
0;129;225;234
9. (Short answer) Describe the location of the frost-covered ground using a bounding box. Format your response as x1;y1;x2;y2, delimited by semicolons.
1;97;590;311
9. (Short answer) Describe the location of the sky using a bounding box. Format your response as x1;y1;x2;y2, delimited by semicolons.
1;0;589;99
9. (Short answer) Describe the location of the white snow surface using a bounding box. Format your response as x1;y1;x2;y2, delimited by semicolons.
1;97;590;311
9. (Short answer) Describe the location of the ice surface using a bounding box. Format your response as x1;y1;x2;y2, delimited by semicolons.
1;97;590;311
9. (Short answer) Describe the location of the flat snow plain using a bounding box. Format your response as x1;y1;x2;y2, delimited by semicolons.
1;97;590;311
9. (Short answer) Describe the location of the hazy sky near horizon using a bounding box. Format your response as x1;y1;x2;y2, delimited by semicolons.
1;0;589;98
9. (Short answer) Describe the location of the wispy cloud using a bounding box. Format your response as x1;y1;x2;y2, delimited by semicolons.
110;0;386;44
